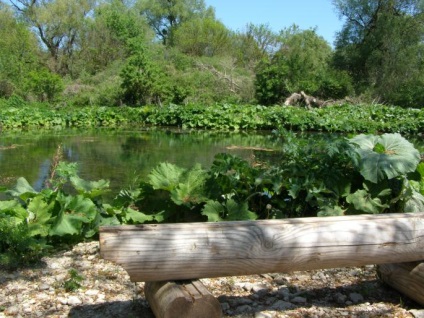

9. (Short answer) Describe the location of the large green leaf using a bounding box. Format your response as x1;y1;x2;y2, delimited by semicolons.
346;189;389;214
171;164;207;206
202;199;257;221
201;200;224;222
349;133;420;183
148;162;185;191
70;176;110;199
123;207;154;224
7;177;38;201
27;195;55;237
49;194;97;237
0;200;27;222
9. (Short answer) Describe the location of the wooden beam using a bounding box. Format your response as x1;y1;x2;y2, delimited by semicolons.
99;213;424;282
144;280;222;318
378;262;424;306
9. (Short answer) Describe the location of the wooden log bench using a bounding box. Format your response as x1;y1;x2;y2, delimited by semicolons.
100;213;424;317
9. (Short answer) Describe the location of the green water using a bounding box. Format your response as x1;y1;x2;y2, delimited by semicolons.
0;128;280;194
1;128;423;198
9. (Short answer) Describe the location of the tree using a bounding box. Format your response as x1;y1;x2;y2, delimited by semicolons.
172;17;231;56
232;23;279;69
0;3;40;97
136;0;215;45
75;0;153;75
333;0;424;106
7;0;97;75
254;26;334;105
120;39;172;105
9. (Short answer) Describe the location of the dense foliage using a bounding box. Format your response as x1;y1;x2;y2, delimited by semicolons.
0;0;423;107
1;131;423;268
1;101;424;133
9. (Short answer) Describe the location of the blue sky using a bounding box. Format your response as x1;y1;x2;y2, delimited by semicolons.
204;0;344;46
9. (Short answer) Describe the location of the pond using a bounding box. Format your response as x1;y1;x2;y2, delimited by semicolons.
0;128;281;195
1;128;423;199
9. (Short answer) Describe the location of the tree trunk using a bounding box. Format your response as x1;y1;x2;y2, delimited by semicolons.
100;213;424;282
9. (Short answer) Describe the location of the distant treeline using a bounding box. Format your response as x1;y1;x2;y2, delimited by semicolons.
0;0;423;108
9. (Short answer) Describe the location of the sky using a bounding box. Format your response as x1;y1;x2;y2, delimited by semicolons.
204;0;344;46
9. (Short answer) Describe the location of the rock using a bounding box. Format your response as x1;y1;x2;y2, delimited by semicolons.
252;283;269;297
291;296;307;304
67;296;82;306
234;304;253;314
349;292;364;303
38;283;50;290
410;309;424;318
255;312;274;318
271;300;295;310
334;292;347;304
85;289;100;296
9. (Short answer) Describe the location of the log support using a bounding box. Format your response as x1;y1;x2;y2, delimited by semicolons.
378;262;424;306
144;280;222;318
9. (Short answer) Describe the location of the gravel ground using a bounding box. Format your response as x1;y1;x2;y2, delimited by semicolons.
1;241;423;318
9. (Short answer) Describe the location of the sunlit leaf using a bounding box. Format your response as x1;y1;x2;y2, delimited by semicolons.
7;177;38;201
148;162;185;191
123;207;153;224
226;199;257;221
201;200;224;222
346;189;389;214
349;133;420;183
317;205;345;217
171;164;207;206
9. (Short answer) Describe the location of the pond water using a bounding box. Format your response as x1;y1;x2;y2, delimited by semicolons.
1;128;423;198
0;128;280;195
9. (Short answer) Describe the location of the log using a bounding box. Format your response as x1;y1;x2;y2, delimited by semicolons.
378;262;424;306
99;213;424;282
144;280;222;318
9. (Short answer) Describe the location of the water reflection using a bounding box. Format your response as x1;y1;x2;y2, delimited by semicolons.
0;128;280;195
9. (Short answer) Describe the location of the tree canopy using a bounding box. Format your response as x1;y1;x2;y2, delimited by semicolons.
0;0;423;107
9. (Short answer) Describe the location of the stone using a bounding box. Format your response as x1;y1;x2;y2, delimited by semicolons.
410;309;424;318
271;300;295;310
291;296;307;304
349;292;364;303
66;296;82;306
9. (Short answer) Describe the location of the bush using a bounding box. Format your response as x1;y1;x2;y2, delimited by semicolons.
26;69;64;102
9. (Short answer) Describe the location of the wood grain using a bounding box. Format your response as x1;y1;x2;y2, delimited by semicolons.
99;213;424;282
378;262;424;306
144;280;222;318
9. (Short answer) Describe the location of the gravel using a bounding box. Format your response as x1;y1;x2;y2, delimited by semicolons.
0;241;423;318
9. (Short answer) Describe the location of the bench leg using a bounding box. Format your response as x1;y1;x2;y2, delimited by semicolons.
145;279;222;318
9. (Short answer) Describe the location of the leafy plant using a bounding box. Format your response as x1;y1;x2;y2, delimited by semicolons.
63;268;84;292
349;133;421;183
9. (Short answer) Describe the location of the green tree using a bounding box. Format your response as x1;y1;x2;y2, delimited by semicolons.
120;40;172;105
8;0;97;75
255;26;334;105
26;68;64;102
136;0;215;45
0;3;40;97
333;0;424;106
233;23;279;70
172;17;231;56
76;0;153;75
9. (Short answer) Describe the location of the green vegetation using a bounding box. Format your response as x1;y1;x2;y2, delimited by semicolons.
0;0;423;107
1;0;424;268
1;102;424;133
1;131;423;268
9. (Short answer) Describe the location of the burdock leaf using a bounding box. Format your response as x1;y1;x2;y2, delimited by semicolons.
349;133;420;183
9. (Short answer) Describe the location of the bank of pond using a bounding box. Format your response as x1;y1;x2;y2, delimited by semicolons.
0;102;424;268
